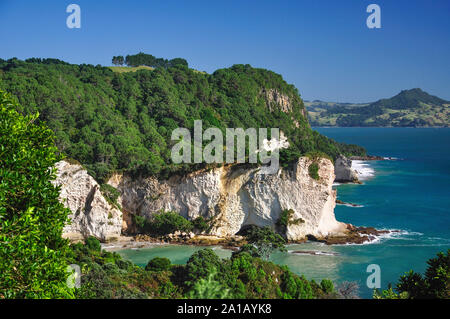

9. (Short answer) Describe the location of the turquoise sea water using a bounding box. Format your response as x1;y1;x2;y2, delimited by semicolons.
117;128;450;298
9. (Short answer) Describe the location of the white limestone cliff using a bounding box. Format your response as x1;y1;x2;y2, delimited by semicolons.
53;160;122;242
334;155;360;183
55;156;347;242
107;157;347;241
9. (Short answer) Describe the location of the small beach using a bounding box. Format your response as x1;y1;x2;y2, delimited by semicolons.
114;128;450;298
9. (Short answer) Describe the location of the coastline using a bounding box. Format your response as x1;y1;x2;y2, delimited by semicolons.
101;223;397;252
101;158;387;252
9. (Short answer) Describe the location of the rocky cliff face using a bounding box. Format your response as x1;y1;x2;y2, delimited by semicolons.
53;160;122;241
55;157;348;242
334;155;360;183
260;88;306;127
107;157;347;241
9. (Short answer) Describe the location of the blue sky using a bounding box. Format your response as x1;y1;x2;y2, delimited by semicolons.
0;0;449;102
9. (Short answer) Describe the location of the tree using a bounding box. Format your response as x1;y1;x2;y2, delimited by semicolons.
112;55;124;66
423;249;450;298
169;58;188;68
0;90;73;298
241;226;286;260
336;281;360;299
185;249;222;287
280;268;314;299
320;279;335;295
85;236;101;252
276;209;305;236
149;211;193;235
187;271;230;299
0;57;366;182
192;216;210;233
231;244;261;259
377;249;450;299
373;250;449;299
146;257;171;272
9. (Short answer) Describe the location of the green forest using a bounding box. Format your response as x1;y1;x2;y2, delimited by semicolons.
0;57;365;182
0;72;448;300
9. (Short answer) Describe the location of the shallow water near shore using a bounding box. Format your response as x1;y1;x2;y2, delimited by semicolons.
116;128;450;299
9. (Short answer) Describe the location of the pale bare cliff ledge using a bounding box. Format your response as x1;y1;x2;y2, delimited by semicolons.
54;158;390;244
55;157;356;243
107;157;348;242
53;160;122;242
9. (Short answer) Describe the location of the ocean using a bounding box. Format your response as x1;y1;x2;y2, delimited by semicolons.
116;128;450;298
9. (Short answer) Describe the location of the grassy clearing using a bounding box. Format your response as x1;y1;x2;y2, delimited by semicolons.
108;65;154;73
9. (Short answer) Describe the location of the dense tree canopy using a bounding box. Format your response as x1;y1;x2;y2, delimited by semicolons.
112;56;124;66
0;90;72;298
0;58;365;182
125;52;188;68
68;239;339;299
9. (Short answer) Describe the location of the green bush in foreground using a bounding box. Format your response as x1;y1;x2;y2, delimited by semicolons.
374;249;450;299
187;271;230;299
68;239;336;299
146;257;172;272
85;236;101;252
0;90;73;298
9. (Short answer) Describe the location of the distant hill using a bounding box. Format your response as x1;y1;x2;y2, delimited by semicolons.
306;89;450;127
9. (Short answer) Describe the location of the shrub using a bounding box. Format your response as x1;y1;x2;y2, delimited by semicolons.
376;249;450;299
192;216;210;233
277;209;305;230
232;244;261;259
69;234;334;299
337;281;360;299
308;162;320;180
280;270;314;299
0;90;73;298
146;257;172;272
185;249;222;287
320;279;335;294
241;226;286;260
187;271;231;299
133;214;147;233
305;151;332;162
85;236;101;252
149;211;193;236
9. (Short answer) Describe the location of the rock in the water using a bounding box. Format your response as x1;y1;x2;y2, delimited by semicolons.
334;155;360;183
53;160;122;242
108;157;347;241
320;225;398;245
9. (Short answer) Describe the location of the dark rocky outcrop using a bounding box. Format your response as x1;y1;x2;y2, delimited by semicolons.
334;155;360;183
349;155;384;161
318;224;399;245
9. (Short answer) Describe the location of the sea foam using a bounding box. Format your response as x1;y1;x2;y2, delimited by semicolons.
351;160;375;180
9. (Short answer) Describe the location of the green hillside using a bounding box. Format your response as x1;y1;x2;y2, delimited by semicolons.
0;57;365;182
306;89;450;127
